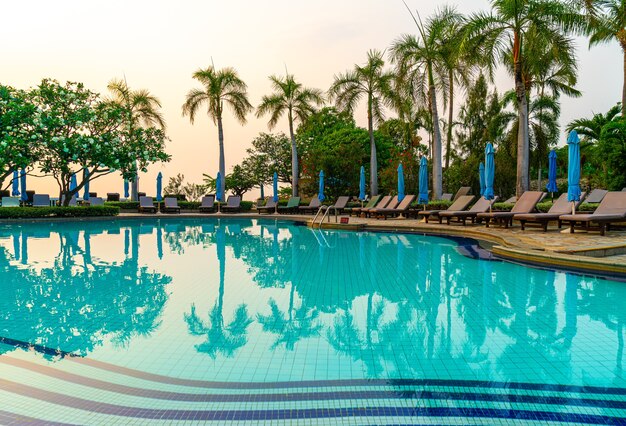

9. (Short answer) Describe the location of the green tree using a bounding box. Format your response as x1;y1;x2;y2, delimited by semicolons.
33;80;169;205
182;66;252;197
328;50;394;196
464;0;586;196
567;103;622;141
391;7;460;199
106;78;166;201
0;85;40;187
257;73;324;197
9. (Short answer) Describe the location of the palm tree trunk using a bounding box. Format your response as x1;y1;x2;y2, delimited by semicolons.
430;83;443;200
217;115;226;198
515;60;530;197
367;103;378;196
623;47;626;116
288;111;299;197
445;72;454;190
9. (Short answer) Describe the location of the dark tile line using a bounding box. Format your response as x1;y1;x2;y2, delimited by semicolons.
4;356;626;411
0;378;623;424
0;336;80;359
67;356;626;395
0;409;78;426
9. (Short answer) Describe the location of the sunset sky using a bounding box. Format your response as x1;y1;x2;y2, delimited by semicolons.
1;0;620;199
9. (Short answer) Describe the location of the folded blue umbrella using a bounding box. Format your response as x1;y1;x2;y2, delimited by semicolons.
418;157;429;205
272;172;278;203
567;131;581;203
70;173;77;192
83;169;90;200
483;143;495;201
156;172;163;202
20;170;27;202
216;172;223;202
11;170;20;196
318;170;325;202
479;162;485;196
359;166;366;201
124;179;130;199
547;150;558;193
397;163;405;202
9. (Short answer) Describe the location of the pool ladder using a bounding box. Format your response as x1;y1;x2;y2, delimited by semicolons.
311;206;332;228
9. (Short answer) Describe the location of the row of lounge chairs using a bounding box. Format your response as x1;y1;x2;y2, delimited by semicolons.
0;195;105;207
137;195;243;214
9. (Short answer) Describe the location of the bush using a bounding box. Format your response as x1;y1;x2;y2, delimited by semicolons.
410;200;453;210
492;202;514;211
0;206;119;218
105;201;139;209
579;203;598;212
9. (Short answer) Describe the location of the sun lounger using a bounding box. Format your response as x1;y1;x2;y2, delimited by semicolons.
278;197;301;214
559;192;626;235
299;196;322;214
440;196;499;225
416;195;476;223
346;195;381;216
0;190;9;198
199;195;216;213
366;196;399;218
477;191;545;228
1;197;20;207
452;186;472;201
139;196;157;213
622;188;626;192
320;196;350;221
89;197;104;206
359;195;392;217
514;192;586;231
60;195;77;206
441;193;453;201
107;193;120;202
32;194;50;207
503;196;517;204
375;195;416;219
163;197;181;214
257;198;278;214
221;196;242;213
585;189;608;204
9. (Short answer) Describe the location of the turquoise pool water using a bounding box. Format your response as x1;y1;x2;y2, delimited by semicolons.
0;218;625;424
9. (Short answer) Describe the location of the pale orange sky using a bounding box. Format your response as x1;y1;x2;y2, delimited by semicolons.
1;0;620;200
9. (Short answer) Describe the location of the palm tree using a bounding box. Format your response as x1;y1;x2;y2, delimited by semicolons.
567;103;622;141
328;50;393;196
464;0;586;196
182;66;252;197
391;7;457;199
256;74;324;197
584;1;626;115
106;78;166;201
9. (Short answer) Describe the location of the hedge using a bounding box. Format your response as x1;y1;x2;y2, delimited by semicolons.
0;206;119;218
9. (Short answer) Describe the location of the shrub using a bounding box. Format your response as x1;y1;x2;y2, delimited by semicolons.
0;206;119;218
410;200;453;210
492;202;514;211
105;201;139;209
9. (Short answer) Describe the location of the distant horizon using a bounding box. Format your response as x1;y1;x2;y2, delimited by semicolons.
2;0;621;200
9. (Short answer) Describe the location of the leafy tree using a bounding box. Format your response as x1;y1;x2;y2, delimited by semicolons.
257;73;324;197
182;66;252;197
464;0;586;196
391;7;460;199
106;78;166;200
597;118;626;189
33;80;169;205
328;50;394;196
245;133;292;184
0;85;40;188
226;164;256;198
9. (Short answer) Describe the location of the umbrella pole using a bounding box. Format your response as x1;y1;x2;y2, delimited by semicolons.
571;201;575;216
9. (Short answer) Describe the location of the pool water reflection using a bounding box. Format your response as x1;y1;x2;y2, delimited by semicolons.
0;218;625;424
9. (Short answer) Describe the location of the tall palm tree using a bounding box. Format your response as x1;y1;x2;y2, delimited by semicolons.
328;50;393;196
584;0;626;115
256;74;324;197
391;7;457;199
106;78;165;201
464;0;586;196
182;66;252;197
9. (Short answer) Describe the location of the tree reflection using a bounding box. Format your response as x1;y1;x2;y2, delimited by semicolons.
0;224;171;358
184;224;253;359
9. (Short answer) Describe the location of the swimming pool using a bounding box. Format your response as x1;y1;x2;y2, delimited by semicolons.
0;217;624;424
